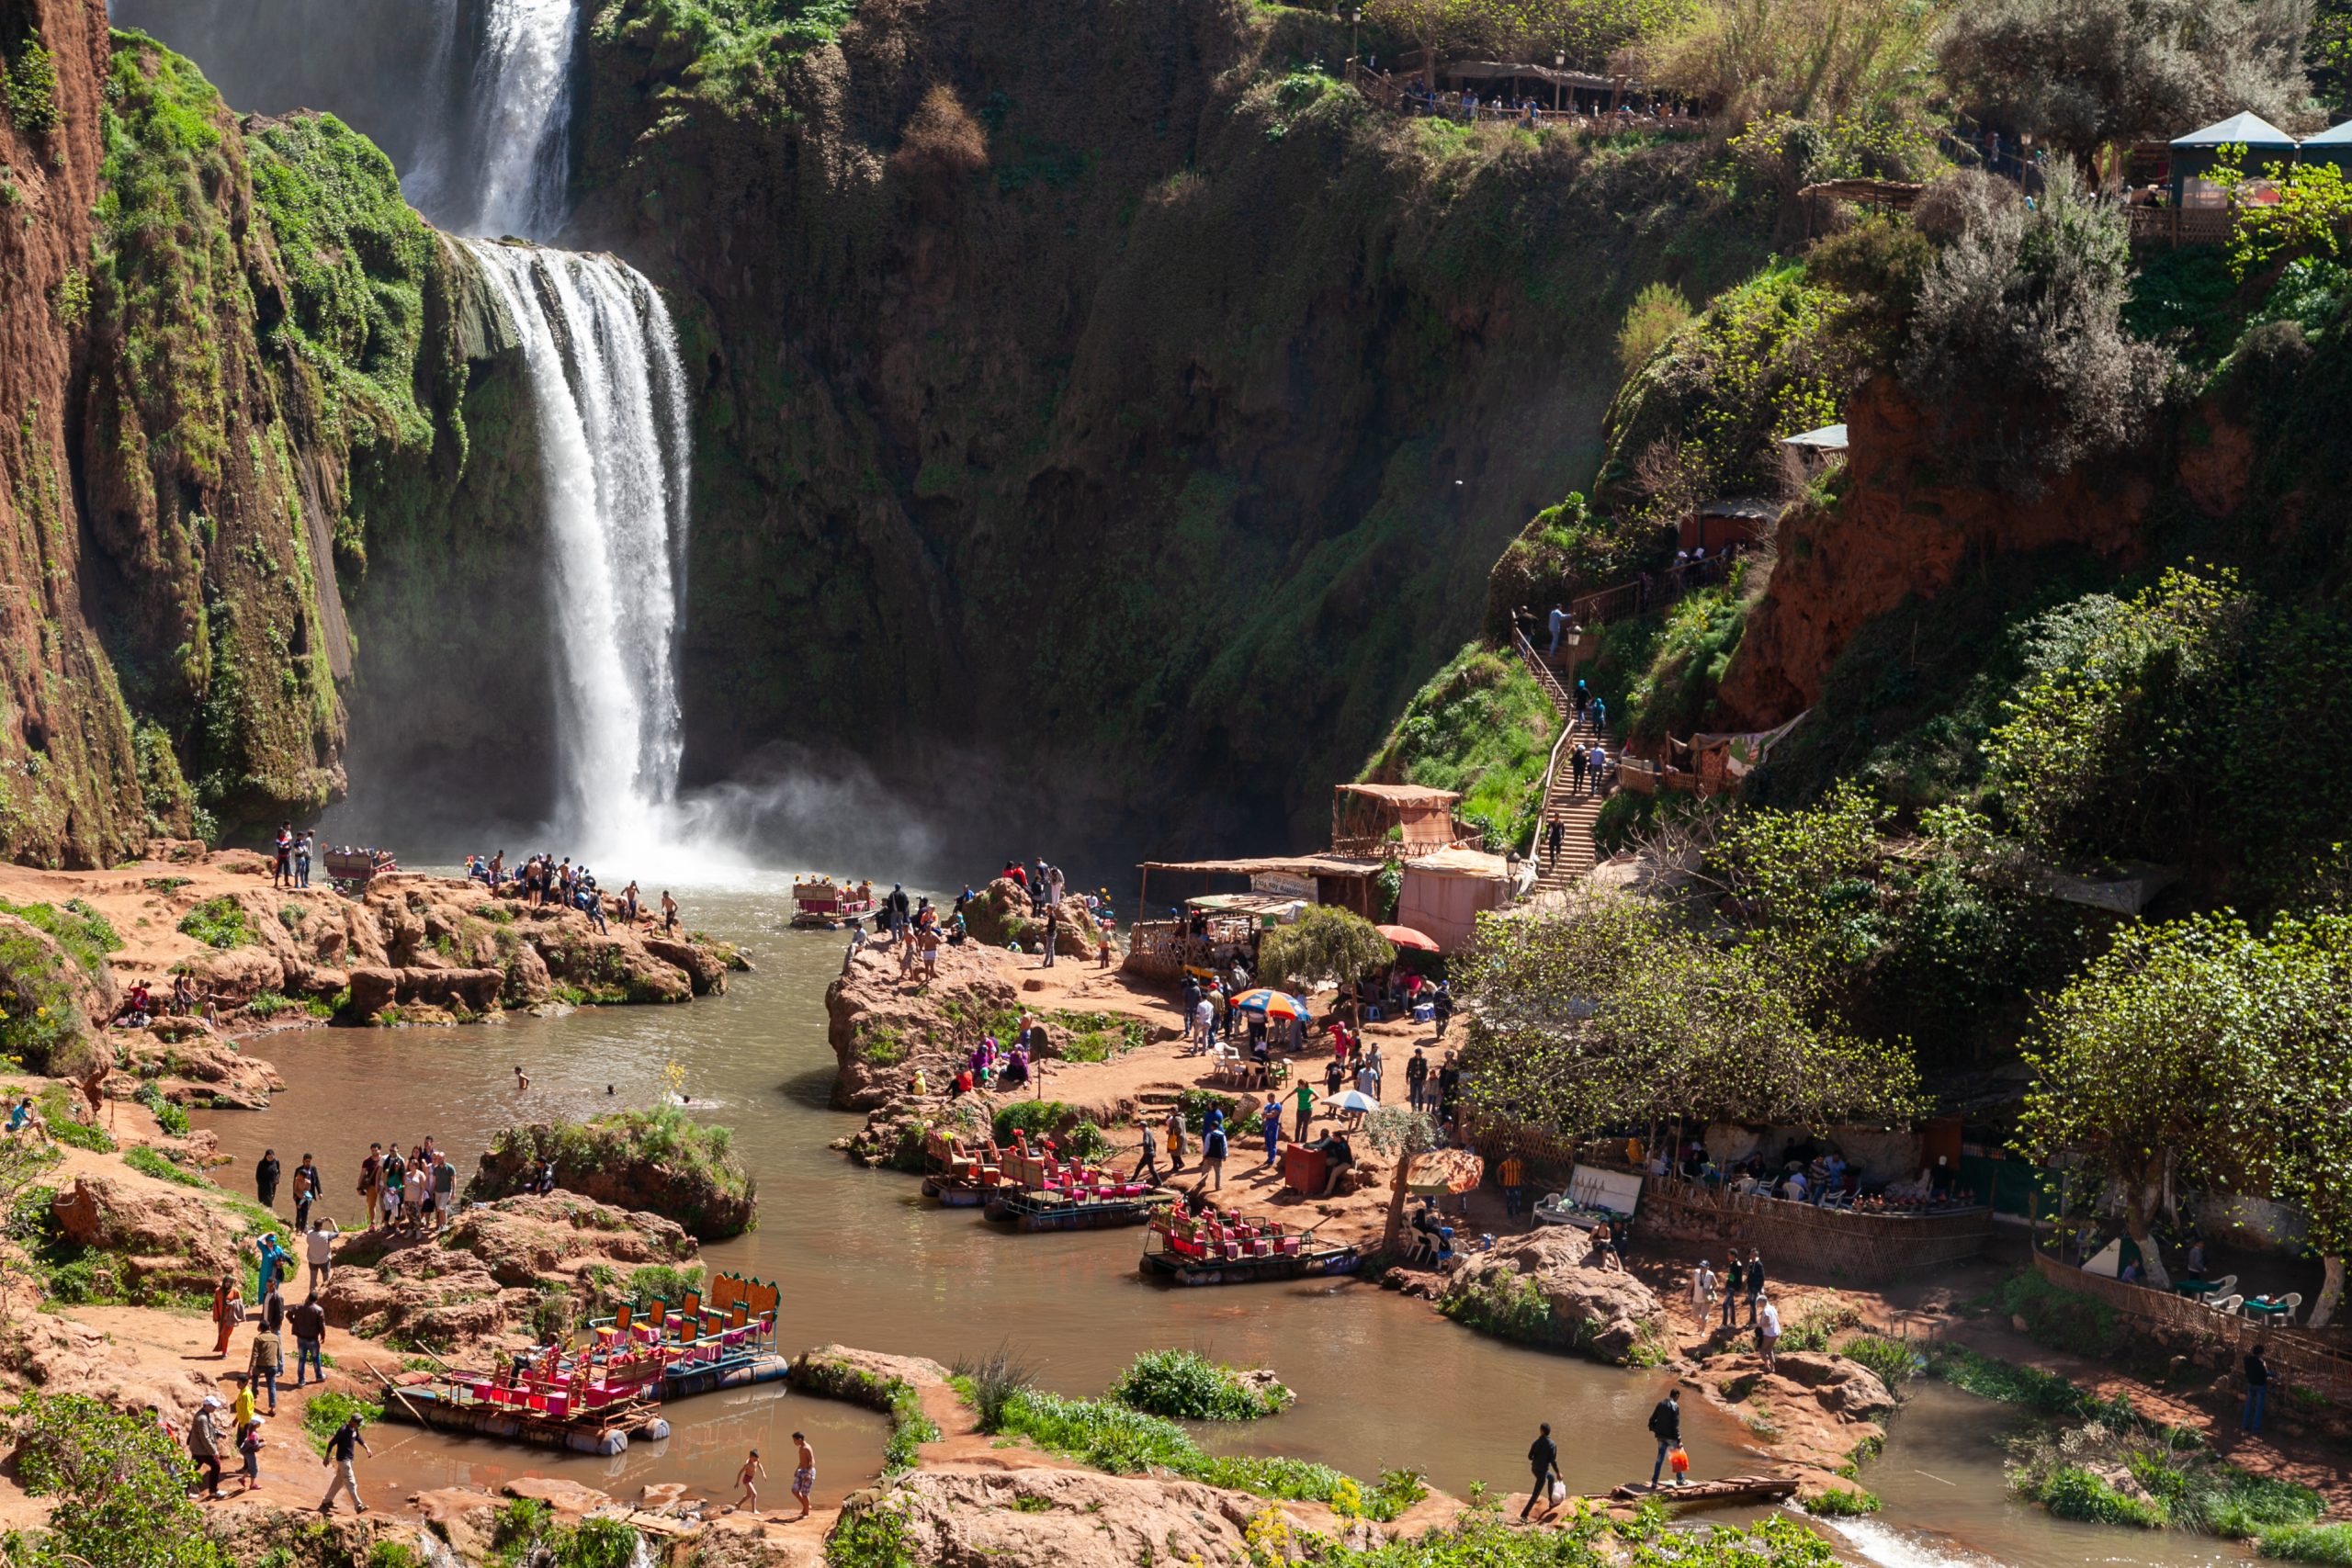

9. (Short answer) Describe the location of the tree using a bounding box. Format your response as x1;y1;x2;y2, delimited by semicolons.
1257;907;1396;991
2252;911;2352;1325
1935;0;2310;158
2212;147;2352;281
1647;0;1940;127
1982;567;2247;858
1363;1105;1441;1253
1452;890;1920;1144
2014;913;2300;1290
7;1392;233;1568
1369;0;1691;78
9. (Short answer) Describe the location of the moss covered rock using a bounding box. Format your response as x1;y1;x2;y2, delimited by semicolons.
466;1107;757;1239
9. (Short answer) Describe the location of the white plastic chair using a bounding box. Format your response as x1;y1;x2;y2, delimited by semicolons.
2278;1292;2303;1325
2211;1293;2244;1316
2211;1274;2239;1298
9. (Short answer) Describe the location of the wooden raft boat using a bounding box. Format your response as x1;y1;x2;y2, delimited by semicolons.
973;1141;1164;1232
920;1130;1001;1208
1139;1207;1359;1285
1602;1474;1800;1506
790;876;877;929
984;1187;1159;1231
379;1272;786;1456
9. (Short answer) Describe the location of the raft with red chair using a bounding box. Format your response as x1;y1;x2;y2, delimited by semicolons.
978;1134;1167;1231
1138;1206;1361;1286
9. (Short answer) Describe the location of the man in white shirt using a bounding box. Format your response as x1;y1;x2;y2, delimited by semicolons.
1757;1294;1782;1371
1690;1259;1715;1325
304;1218;341;1291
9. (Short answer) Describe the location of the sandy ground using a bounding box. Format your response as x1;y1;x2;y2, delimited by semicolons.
0;845;311;991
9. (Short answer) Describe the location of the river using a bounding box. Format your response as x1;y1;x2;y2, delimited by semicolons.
194;874;2230;1564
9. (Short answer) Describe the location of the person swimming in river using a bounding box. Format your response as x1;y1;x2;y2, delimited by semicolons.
514;1065;529;1092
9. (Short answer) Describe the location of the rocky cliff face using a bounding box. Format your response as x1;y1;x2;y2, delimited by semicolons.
562;0;1763;854
0;14;540;863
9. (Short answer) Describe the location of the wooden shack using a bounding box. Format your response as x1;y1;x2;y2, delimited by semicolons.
1331;783;1470;859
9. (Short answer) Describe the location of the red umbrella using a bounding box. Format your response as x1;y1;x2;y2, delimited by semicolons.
1376;924;1440;953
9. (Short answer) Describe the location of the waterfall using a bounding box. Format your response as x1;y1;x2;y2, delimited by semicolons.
464;239;694;862
459;0;582;238
397;0;467;220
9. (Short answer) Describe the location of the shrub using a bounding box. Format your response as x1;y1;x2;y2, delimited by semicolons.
2035;1465;2165;1528
176;897;254;950
990;1100;1081;1146
1618;282;1694;375
1107;1349;1292;1421
0;899;123;974
828;1496;915;1568
7;1391;232;1567
1900;164;2175;498
300;1393;382;1455
1928;1344;2088;1416
243;991;299;1020
135;1082;191;1136
1804;1486;1882;1516
623;1263;702;1305
1841;1333;1924;1398
37;1085;114;1153
951;1341;1038;1433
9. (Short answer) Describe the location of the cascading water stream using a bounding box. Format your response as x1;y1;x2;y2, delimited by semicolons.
463;239;695;863
457;0;582;239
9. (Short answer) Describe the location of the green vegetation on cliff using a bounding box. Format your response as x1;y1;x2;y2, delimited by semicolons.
469;1105;757;1238
1359;643;1553;850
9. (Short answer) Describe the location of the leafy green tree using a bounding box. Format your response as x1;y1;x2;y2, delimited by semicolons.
2015;913;2301;1290
2212;148;2352;281
7;1392;232;1568
1617;282;1695;376
1453;891;1921;1144
2254;911;2352;1325
1257;907;1396;991
1982;567;2246;858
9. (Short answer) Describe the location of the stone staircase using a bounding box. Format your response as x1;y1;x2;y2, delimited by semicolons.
1511;626;1617;893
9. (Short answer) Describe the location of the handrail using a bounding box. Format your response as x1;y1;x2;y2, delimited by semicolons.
1512;625;1582;877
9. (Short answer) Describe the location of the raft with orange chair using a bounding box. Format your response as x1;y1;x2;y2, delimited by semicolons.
1138;1207;1361;1286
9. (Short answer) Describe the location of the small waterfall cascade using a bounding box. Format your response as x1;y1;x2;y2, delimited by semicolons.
454;0;582;238
463;238;695;863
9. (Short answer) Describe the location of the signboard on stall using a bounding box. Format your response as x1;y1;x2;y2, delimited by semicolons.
1249;873;1317;901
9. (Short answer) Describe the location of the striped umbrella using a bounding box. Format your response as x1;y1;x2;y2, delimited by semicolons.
1232;988;1311;1021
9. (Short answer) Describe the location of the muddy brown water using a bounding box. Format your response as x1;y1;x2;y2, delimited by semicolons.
195;877;2233;1562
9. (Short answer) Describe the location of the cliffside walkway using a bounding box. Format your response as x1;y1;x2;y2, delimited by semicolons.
1511;626;1617;892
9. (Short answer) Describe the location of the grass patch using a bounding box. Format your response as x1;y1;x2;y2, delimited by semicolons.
300;1392;382;1455
175;897;254;950
123;1145;207;1188
0;899;123;974
1105;1348;1292;1421
1927;1344;2093;1416
134;1082;191;1135
1359;641;1555;852
1804;1486;1882;1517
988;1386;1423;1521
2261;1523;2352;1562
1840;1333;1924;1400
36;1085;114;1153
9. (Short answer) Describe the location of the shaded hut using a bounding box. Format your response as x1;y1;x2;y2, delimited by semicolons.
2169;110;2297;207
2299;119;2352;175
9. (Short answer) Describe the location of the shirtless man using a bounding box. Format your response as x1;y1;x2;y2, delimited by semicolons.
514;1065;530;1093
792;1431;816;1520
735;1448;766;1515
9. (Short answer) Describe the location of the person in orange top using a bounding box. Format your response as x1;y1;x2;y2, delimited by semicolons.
1499;1156;1527;1224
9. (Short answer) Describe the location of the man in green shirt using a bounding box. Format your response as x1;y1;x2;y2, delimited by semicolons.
1293;1081;1315;1142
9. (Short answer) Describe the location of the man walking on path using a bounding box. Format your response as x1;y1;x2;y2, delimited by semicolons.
1406;1047;1429;1111
1129;1121;1163;1187
1690;1258;1715;1326
358;1145;380;1229
1521;1422;1562;1520
1757;1294;1782;1371
1720;1256;1743;1327
1647;1389;1683;1487
1546;818;1566;863
1569;744;1587;792
1546;604;1567;658
1744;1249;1767;1325
289;1292;327;1388
2244;1344;2271;1434
1294;1079;1316;1142
255;1148;280;1210
792;1431;817;1521
318;1412;371;1515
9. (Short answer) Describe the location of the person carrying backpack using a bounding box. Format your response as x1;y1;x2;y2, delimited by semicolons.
1647;1389;1684;1488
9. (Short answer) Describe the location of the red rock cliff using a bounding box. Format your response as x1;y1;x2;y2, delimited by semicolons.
1715;375;2156;728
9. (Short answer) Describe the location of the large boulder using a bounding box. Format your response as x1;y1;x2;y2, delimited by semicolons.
466;1111;756;1239
825;941;1023;1111
107;1026;283;1109
860;1468;1325;1568
320;1192;696;1348
1773;1350;1897;1418
50;1174;249;1299
961;878;1101;957
1441;1227;1664;1364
